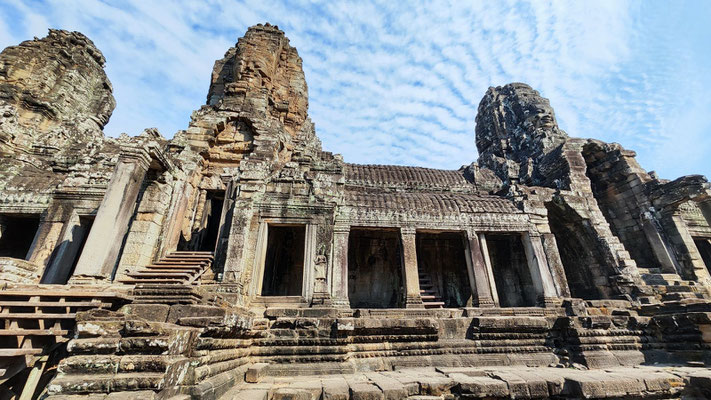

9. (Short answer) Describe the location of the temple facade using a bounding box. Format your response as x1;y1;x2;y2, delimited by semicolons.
1;24;711;399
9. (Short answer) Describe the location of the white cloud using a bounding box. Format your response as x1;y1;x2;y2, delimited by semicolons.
0;0;709;179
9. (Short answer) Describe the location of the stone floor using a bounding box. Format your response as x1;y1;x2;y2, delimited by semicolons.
219;365;711;399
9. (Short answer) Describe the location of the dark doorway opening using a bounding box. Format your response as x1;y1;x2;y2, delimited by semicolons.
0;214;40;259
546;202;608;300
694;238;711;272
348;228;403;308
42;216;94;284
261;225;305;296
200;191;224;252
178;190;224;252
486;234;537;307
416;231;471;307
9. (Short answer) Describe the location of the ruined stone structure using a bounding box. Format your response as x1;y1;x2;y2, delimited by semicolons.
1;24;711;399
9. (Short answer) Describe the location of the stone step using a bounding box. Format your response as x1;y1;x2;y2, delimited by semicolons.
127;272;193;278
121;279;195;285
47;372;164;394
662;292;702;301
67;336;171;355
145;264;203;270
153;260;209;266
162;256;212;262
58;354;171;374
167;250;214;255
133;297;202;305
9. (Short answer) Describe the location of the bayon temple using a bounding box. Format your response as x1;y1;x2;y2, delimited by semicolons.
0;23;711;399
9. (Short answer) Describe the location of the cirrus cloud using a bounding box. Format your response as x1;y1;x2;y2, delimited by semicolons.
1;0;709;179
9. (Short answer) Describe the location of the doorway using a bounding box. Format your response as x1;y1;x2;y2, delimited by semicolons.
178;190;224;252
416;231;471;307
486;234;537;307
261;225;305;296
348;228;404;308
0;214;40;259
694;238;711;273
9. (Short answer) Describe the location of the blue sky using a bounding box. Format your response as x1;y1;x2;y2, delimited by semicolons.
1;1;710;179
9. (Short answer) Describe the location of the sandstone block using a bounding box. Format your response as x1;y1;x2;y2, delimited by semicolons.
349;382;384;400
322;376;350;400
245;363;269;383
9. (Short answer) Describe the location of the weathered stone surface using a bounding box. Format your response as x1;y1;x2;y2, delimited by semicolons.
2;21;711;400
0;29;114;151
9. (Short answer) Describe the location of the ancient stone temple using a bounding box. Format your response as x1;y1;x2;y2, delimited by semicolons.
1;23;711;399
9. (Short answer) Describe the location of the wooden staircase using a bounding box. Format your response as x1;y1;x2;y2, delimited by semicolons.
418;271;445;309
119;251;214;285
0;287;127;395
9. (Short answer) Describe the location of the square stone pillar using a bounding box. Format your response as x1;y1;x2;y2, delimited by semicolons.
465;230;495;307
541;233;571;298
159;179;194;258
310;224;332;307
70;150;150;283
477;233;500;306
41;211;91;284
222;199;254;287
661;211;711;283
400;227;423;308
250;221;269;297
26;201;73;269
330;225;350;308
522;232;559;305
640;211;681;273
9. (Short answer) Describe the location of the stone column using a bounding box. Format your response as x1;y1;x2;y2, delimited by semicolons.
70;149;150;283
221;198;253;286
41;211;89;284
158;179;194;257
302;224;316;302
478;233;500;305
640;210;681;273
400;227;423;308
26;200;73;269
211;178;235;275
522;232;559;305
465;230;495;307
661;211;711;283
330;225;350;308
541;233;571;298
250;221;269;296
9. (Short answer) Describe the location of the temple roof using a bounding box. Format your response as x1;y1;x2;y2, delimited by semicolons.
344;190;520;214
344;163;473;192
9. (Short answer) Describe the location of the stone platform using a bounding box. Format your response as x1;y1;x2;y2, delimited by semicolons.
218;366;711;400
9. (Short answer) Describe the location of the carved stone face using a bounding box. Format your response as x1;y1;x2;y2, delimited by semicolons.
509;85;558;134
524;106;556;131
475;83;568;185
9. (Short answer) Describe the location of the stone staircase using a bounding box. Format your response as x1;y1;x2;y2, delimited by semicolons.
120;251;214;285
45;308;197;398
133;284;208;305
640;270;708;302
418;271;445;308
0;287;127;396
46;304;254;400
